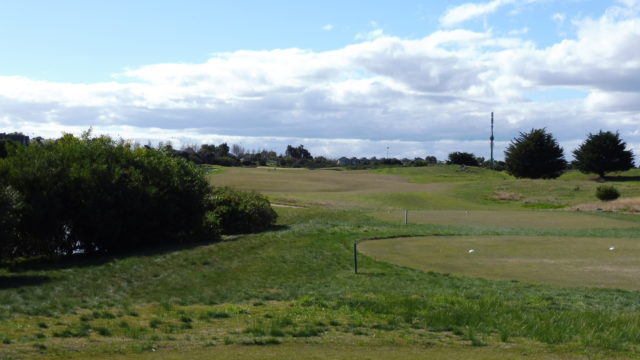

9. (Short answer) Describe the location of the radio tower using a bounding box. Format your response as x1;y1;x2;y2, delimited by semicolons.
490;112;494;169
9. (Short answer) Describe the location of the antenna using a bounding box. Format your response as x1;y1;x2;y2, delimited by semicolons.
490;112;494;169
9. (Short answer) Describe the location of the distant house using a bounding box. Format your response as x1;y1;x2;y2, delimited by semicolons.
0;133;29;146
337;157;361;166
337;157;350;166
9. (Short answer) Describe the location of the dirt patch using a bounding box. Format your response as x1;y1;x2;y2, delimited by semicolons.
271;203;306;208
569;197;640;213
491;191;522;201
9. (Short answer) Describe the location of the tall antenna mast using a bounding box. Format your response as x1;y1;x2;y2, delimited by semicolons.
490;112;494;169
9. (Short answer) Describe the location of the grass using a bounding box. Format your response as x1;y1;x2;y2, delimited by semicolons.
360;235;640;289
371;209;640;229
1;165;640;359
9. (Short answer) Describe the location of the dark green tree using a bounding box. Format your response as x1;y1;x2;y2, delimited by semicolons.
572;131;635;178
504;128;567;179
285;145;312;160
447;152;479;166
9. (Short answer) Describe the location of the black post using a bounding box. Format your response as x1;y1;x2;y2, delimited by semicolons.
353;242;358;274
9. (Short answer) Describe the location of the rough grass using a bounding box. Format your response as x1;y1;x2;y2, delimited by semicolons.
2;166;640;359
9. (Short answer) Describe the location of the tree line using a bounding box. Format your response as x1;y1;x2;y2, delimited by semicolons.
446;129;635;179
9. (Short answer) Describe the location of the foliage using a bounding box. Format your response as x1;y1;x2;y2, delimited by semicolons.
208;187;278;234
596;185;620;201
447;152;479;166
0;132;216;258
285;145;312;160
573;131;635;178
0;186;22;258
504;128;567;179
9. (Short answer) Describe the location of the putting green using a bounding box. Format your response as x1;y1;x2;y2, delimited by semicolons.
360;235;640;290
372;210;640;229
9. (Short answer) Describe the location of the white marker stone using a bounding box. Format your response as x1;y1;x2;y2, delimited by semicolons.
609;247;616;251
468;249;476;253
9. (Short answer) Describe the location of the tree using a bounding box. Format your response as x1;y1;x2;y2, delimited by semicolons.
447;152;479;166
504;128;567;179
285;145;312;160
572;131;635;178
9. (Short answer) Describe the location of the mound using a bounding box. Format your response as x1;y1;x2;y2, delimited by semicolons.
569;196;640;213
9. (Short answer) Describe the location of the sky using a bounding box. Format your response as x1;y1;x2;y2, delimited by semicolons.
0;0;639;161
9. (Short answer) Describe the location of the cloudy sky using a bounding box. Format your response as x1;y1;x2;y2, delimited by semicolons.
1;0;639;160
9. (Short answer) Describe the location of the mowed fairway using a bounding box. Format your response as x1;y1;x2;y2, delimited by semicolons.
211;167;451;194
372;209;640;229
210;167;453;208
360;235;640;289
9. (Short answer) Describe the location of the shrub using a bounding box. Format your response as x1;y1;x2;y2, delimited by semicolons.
447;152;479;166
208;187;277;235
596;185;620;201
0;186;22;258
0;132;217;258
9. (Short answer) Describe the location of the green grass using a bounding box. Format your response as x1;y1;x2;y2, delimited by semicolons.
360;235;640;289
2;166;640;359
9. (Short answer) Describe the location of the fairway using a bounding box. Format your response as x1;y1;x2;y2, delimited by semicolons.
360;235;640;290
372;209;640;229
211;167;451;194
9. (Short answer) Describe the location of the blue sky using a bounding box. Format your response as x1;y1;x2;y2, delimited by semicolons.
0;0;639;160
0;0;609;82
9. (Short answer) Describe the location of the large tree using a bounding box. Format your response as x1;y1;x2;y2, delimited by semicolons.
285;145;312;160
504;128;567;179
572;131;635;178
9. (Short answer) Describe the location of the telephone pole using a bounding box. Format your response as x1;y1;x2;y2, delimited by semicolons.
490;112;494;169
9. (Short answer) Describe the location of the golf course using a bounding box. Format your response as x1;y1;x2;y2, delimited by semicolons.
2;165;640;359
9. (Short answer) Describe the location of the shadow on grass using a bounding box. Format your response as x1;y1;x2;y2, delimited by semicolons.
602;176;640;182
1;240;216;273
0;275;53;289
2;225;290;273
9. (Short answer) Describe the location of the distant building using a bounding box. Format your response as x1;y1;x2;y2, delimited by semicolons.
0;133;29;146
337;157;361;166
337;157;350;166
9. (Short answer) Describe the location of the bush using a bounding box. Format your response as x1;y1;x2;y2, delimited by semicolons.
0;132;217;258
596;185;620;201
504;129;567;179
0;186;23;258
447;152;479;166
208;187;277;235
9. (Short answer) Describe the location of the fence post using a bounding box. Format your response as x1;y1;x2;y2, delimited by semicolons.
404;209;408;225
353;242;358;274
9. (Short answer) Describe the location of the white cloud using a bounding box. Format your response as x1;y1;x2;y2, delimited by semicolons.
508;27;529;35
322;24;334;31
551;13;566;23
355;28;384;40
440;0;514;27
1;2;640;160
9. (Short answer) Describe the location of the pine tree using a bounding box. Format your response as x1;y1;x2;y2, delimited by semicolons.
504;128;567;179
573;131;635;178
